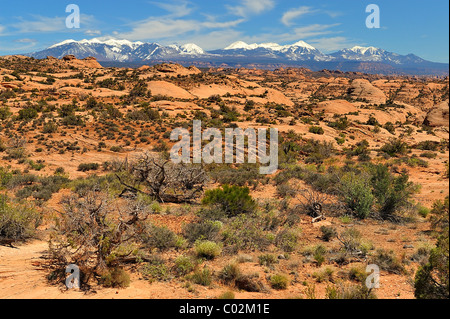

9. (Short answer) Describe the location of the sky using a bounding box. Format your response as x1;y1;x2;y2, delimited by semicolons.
0;0;448;63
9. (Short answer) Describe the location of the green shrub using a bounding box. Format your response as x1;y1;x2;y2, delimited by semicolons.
77;163;99;172
173;256;196;276
320;226;337;242
338;172;374;219
300;140;335;164
312;267;334;283
348;266;368;283
414;231;449;299
100;267;130;288
270;274;289;290
202;185;256;217
18;108;38;120
182;220;222;243
309;126;324;135
372;249;405;274
258;254;278;267
275;229;299;252
190;267;212;286
222;214;273;251
219;263;241;284
0;195;41;241
194;240;222;259
217;291;235;299
142;262;170;282
370;164;416;221
143;225;177;251
380;138;409;157
326;284;377;299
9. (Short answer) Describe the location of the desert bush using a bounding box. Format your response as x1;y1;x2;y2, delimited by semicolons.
194;240;222;259
142;259;170;282
219;263;241;284
234;274;266;292
270;273;289;290
338;172;374;219
337;228;369;257
309;126;324;135
430;197;449;231
414;231;449;299
99;267;130;288
4;137;27;160
48;191;150;283
190;267;212;286
208;164;263;188
328;117;350;130
142;224;178;251
182;220;222;243
129;80;149;99
18;107;38;120
127;106;160;121
0;106;11;120
0;195;40;242
258;254;278;267
217;291;235;299
312;267;334;283
202;184;256;217
415;140;439;151
173;256;196;276
320;226;337;242
380;138;409;157
369;164;416;221
222;214;273;251
275;229;299;252
121;153;207;203
300;140;334;164
372;249;405;274
14;175;69;202
326;284;377;299
42;121;58;134
348;266;368;283
77;163;99;172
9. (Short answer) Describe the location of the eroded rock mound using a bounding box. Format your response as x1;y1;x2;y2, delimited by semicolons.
424;100;449;127
61;55;103;69
349;79;387;104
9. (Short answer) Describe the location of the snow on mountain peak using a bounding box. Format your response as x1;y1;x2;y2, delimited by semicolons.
291;41;316;50
49;38;144;49
224;40;316;52
349;46;382;55
224;41;251;50
180;43;205;55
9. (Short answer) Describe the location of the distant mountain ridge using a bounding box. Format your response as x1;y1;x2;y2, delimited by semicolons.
26;38;449;75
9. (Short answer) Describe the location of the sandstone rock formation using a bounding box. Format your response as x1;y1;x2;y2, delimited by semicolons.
349;79;387;104
424;100;449;127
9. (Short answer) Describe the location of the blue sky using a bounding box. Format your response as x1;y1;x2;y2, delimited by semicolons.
0;0;448;62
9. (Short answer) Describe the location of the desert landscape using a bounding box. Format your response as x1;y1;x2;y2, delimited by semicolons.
0;53;448;300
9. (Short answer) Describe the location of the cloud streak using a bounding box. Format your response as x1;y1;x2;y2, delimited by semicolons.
227;0;275;17
281;6;315;26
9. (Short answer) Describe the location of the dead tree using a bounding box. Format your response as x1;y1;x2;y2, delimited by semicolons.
297;189;329;223
117;152;208;204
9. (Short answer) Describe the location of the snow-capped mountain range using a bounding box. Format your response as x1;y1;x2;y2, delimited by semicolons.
26;38;448;75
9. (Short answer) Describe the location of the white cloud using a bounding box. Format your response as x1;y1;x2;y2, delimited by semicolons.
11;14;97;33
151;0;193;18
308;36;359;52
14;38;37;44
0;25;5;34
85;30;102;36
281;6;315;26
115;7;244;42
228;0;275;17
